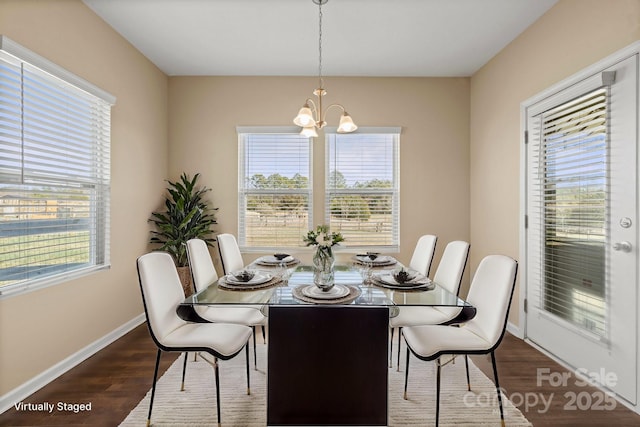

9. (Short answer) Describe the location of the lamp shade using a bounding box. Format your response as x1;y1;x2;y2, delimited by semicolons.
294;106;315;127
337;113;357;133
300;126;318;138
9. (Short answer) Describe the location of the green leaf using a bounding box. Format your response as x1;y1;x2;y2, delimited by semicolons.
148;172;217;267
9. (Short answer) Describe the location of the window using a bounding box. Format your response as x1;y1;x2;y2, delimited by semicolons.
237;127;312;249
325;128;400;250
0;36;115;296
525;59;636;341
532;88;608;335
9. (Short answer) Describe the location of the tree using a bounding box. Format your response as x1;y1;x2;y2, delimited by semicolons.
330;195;371;222
329;170;347;189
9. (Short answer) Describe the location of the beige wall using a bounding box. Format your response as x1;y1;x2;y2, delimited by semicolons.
168;76;471;271
470;0;640;327
0;0;169;394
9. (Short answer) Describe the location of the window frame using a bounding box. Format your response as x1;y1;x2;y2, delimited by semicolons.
0;36;115;298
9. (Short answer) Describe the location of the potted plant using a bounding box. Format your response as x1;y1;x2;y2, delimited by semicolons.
149;172;217;295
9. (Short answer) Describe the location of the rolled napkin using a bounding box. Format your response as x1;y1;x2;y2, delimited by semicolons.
392;268;417;284
231;269;255;282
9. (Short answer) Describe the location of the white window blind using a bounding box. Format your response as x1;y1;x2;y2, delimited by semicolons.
0;36;114;296
237;127;312;249
528;88;608;336
325;128;400;250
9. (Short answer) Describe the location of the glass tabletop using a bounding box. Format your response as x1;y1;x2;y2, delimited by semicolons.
182;263;471;309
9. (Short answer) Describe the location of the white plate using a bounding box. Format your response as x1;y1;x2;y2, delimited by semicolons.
355;255;396;265
258;255;295;264
373;281;435;291
375;273;430;286
301;284;350;300
225;272;272;285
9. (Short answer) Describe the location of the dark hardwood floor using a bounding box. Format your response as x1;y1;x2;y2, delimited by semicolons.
1;324;640;426
471;334;640;426
0;325;179;427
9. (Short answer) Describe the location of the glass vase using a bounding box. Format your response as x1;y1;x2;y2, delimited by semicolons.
313;246;335;291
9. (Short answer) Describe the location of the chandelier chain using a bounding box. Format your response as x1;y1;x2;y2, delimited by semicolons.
318;0;323;88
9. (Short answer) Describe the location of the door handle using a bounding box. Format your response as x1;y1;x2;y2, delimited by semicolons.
613;241;632;252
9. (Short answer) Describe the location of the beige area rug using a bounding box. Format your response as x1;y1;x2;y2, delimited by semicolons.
121;342;531;426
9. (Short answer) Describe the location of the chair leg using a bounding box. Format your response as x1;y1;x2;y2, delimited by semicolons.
435;357;441;427
180;352;188;391
490;351;506;427
464;354;471;391
245;343;251;395
213;357;221;427
261;325;266;344
396;327;402;371
403;346;410;400
147;349;162;427
389;327;394;368
252;326;258;370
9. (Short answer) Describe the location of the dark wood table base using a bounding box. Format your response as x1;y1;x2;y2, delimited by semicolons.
267;306;389;426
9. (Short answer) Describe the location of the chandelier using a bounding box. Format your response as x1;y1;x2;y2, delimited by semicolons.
293;0;357;138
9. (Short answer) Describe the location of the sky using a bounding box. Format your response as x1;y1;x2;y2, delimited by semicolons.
245;132;396;186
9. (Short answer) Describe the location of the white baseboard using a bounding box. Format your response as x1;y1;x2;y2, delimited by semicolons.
506;321;523;339
0;313;145;414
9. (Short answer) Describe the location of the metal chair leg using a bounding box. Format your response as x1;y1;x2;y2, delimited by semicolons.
464;354;471;391
389;327;395;368
147;349;162;427
261;325;266;344
403;346;410;400
490;351;506;427
396;327;402;371
213;357;221;427
180;352;188;391
252;326;258;370
245;343;251;395
435;357;441;427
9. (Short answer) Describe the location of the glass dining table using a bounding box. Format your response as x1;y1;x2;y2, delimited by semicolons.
178;260;474;427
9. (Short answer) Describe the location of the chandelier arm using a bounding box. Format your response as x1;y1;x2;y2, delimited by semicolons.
322;103;346;117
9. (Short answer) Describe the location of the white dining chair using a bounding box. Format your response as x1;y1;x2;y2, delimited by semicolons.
402;254;518;427
390;240;470;369
187;238;267;369
217;233;245;274
388;234;438;368
137;251;252;427
408;234;438;276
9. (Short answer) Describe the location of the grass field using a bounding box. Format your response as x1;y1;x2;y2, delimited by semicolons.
0;231;90;286
244;211;393;247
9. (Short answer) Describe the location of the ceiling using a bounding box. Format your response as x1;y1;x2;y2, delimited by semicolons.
83;0;558;77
